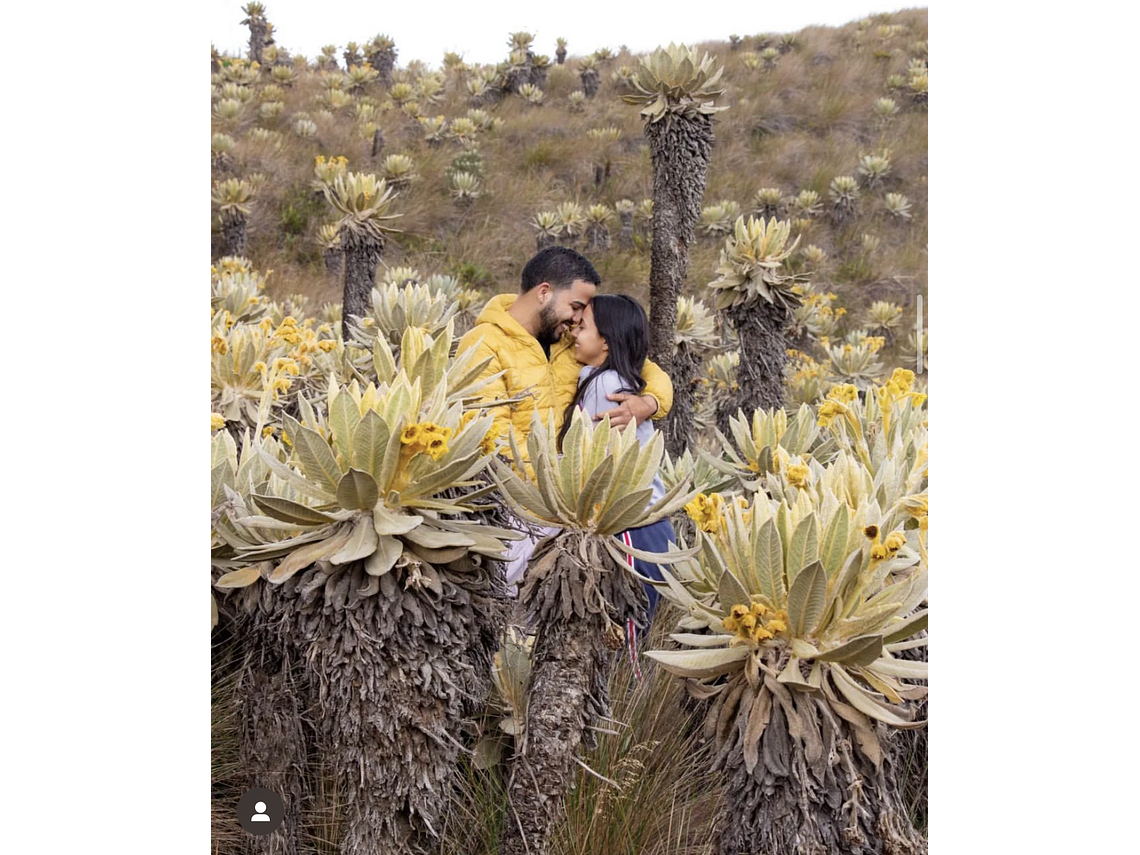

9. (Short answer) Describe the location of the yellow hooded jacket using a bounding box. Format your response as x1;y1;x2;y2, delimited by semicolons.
457;293;673;462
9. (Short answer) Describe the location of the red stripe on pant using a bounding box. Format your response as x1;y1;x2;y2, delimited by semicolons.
622;531;642;682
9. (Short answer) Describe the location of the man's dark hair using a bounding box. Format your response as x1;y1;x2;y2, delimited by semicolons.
520;246;601;293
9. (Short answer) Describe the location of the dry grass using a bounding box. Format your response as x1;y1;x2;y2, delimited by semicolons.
210;605;723;855
216;9;928;361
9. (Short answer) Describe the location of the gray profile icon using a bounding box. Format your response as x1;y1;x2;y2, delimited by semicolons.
238;787;285;836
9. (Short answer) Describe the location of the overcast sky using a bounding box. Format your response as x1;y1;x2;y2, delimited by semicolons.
211;0;918;67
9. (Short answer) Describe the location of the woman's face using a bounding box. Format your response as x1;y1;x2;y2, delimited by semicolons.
571;303;607;366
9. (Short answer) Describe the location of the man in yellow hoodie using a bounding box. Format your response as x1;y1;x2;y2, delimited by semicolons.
457;246;672;459
456;247;673;590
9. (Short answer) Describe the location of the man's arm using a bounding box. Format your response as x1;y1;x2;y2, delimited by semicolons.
594;357;673;429
640;358;673;421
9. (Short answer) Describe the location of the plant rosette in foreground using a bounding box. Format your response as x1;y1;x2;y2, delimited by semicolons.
213;324;521;592
648;483;927;770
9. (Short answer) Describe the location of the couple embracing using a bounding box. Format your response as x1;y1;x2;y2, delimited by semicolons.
457;246;675;627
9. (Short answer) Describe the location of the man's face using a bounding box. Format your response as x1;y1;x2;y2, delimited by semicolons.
535;278;597;345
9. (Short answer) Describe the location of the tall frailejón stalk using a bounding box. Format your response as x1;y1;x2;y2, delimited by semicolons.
708;215;805;433
214;324;521;855
322;172;402;340
622;44;726;378
490;409;699;855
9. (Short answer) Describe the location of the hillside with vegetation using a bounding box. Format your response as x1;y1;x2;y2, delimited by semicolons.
211;6;928;855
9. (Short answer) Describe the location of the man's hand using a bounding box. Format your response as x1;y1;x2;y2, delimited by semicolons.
595;393;659;430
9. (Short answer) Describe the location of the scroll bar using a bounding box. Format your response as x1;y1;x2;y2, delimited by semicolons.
916;294;923;374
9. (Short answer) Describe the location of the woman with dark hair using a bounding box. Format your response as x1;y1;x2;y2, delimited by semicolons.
559;294;677;661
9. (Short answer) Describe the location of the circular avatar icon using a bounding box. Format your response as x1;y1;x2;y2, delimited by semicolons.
237;787;285;836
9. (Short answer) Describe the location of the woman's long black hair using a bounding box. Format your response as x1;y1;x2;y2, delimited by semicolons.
557;294;649;451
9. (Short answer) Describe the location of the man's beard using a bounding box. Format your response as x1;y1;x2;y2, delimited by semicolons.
535;303;564;347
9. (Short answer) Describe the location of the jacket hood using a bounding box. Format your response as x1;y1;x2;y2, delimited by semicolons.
473;293;530;338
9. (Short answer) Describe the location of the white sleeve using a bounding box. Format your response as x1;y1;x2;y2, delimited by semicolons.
580;370;629;420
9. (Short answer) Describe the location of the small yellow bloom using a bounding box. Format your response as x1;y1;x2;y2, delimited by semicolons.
766;619;787;633
740;613;757;630
211;413;226;430
211;336;228;354
480;423;504;455
749;601;767;617
425;436;449;460
870;543;889;560
750;625;774;642
401;424;424;445
884;531;907;551
730;604;750;620
787;464;810;487
722;616;739;632
317;340;337;352
262;425;276;438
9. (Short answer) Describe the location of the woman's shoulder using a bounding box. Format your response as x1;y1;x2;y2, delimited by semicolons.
578;365;625;388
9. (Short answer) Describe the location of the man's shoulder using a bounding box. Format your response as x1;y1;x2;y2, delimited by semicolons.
458;323;502;351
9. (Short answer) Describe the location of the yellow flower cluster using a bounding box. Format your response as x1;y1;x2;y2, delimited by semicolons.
827;383;860;403
723;602;789;643
211;413;226;430
400;421;453;461
864;523;908;561
271;316;302;346
788;351;825;386
314;154;349;183
786;463;810;487
865;335;885;354
480;423;504;456
816;399;848;428
211;335;228;355
684;492;726;534
875;367;926;428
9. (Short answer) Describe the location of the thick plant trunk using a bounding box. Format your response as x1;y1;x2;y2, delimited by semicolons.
580;69;599;98
500;608;610;855
341;235;382;340
371;128;385;159
370;48;396;86
645;113;714;376
222;212;248;258
585;224;610;252
556;47;567;65
501;535;647;855
237;609;312;855
231;552;506;855
536;232;556;252
618;211;634;248
247;21;267;65
720;299;788;434
663;344;701;457
713;676;926;855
